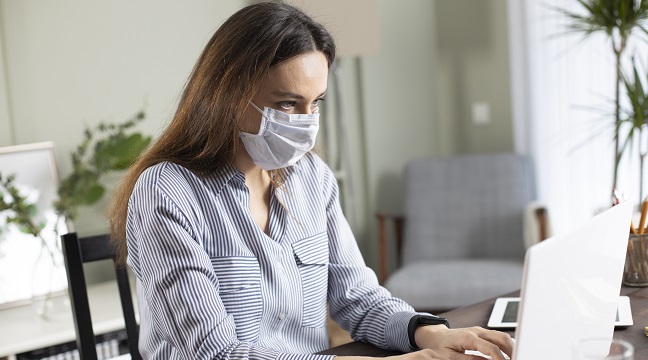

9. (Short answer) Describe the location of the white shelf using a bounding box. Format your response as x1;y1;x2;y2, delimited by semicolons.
0;281;132;357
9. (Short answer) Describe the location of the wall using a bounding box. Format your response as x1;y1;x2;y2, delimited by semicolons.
0;0;246;282
356;0;440;267
0;7;11;146
0;0;245;237
0;0;513;273
435;0;514;155
348;0;514;267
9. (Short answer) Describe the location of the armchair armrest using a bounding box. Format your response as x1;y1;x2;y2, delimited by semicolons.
524;202;551;250
376;212;404;285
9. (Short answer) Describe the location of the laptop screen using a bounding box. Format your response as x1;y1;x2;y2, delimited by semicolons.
513;202;632;360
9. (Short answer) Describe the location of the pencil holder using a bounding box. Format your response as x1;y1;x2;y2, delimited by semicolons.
623;234;648;287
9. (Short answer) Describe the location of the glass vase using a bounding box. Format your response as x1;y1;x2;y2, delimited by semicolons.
623;234;648;287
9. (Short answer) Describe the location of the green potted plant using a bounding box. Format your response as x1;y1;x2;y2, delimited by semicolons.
0;111;151;315
618;59;648;285
558;0;648;196
557;1;648;286
618;58;648;201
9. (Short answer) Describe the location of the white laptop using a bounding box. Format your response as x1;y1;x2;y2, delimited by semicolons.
470;201;633;359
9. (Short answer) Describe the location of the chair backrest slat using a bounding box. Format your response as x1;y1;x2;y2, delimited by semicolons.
62;232;98;360
61;232;141;360
78;234;116;263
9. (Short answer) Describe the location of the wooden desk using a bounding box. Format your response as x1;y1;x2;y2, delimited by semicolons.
319;286;648;357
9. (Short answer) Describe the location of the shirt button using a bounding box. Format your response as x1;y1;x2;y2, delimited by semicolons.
279;312;286;320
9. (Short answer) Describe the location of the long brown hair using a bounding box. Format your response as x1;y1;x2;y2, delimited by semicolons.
107;2;336;264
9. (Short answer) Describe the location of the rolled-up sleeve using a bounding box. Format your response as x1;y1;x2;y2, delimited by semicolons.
321;165;428;353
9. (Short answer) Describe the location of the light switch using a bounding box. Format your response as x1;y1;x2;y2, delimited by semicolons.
472;102;491;125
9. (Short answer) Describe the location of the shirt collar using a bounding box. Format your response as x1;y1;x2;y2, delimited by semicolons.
208;161;303;195
207;162;244;196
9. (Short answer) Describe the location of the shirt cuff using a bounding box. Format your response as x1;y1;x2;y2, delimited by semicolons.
385;311;435;352
276;354;335;360
407;315;450;349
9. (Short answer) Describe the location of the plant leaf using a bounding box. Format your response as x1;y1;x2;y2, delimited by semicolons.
26;204;37;217
79;182;105;206
17;224;32;235
94;133;151;171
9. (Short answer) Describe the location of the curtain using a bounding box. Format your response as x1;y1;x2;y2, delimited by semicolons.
509;0;648;234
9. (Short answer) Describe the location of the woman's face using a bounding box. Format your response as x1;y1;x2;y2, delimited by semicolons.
242;51;329;134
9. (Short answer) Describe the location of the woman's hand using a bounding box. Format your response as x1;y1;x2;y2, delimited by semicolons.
414;324;514;360
336;348;454;360
334;325;513;360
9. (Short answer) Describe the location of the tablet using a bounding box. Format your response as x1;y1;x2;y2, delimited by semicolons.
486;296;633;329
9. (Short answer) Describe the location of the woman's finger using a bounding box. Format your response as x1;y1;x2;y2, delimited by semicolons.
456;335;508;360
473;329;514;357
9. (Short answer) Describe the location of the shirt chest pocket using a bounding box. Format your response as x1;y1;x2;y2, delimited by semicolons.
210;256;263;341
292;232;329;328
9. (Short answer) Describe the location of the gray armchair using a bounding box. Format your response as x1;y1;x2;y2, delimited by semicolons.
377;153;548;312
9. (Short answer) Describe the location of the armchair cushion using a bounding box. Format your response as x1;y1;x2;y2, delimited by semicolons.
381;153;539;311
385;260;523;311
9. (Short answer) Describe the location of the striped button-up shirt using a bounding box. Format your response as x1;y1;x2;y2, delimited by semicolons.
126;153;424;359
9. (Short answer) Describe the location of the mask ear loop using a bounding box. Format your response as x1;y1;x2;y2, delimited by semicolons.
245;101;269;135
249;101;265;114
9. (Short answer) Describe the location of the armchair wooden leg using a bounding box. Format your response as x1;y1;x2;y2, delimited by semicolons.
535;207;548;241
377;213;388;285
394;217;404;269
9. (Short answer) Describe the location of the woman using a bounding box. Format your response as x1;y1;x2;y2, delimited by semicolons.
107;3;513;359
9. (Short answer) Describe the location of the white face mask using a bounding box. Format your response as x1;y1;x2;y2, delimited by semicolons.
239;102;319;170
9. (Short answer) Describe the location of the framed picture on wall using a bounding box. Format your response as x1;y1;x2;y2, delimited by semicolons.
0;142;68;309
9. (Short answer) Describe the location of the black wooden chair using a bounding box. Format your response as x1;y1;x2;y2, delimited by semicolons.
61;232;142;360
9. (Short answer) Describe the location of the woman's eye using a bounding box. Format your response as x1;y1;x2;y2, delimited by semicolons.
277;98;324;112
279;101;295;110
311;97;325;111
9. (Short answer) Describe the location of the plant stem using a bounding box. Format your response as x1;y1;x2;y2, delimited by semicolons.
613;42;623;197
638;126;646;204
35;230;59;270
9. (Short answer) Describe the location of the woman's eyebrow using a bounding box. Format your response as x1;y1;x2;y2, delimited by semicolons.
270;90;328;99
